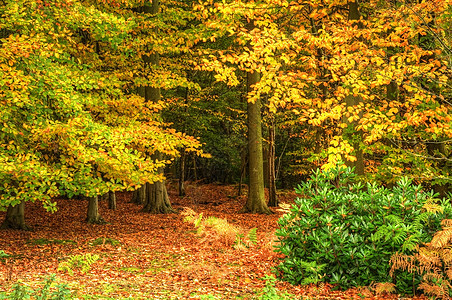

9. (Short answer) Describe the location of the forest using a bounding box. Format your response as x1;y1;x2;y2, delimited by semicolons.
1;0;452;298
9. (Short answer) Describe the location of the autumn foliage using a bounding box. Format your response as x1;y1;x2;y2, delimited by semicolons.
1;0;452;298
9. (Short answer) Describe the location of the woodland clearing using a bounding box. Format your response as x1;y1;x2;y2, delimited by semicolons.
0;183;429;299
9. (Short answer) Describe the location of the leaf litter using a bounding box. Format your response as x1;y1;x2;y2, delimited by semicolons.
0;183;428;299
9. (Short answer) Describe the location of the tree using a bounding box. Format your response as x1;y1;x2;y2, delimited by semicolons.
139;0;176;214
241;70;271;213
0;0;202;228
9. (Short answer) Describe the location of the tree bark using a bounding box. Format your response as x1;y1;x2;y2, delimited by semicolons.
1;202;29;230
267;118;278;207
141;153;176;214
240;70;272;214
179;148;186;197
141;181;175;214
131;185;146;205
140;0;175;214
343;1;365;176
108;191;116;210
86;196;105;224
238;148;247;197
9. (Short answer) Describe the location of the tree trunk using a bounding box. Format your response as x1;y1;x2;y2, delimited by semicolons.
179;149;186;196
240;70;272;214
108;191;116;210
267;118;278;207
427;141;449;198
141;181;175;213
131;185;145;204
1;202;29;230
192;155;198;182
344;94;365;176
238;148;247;197
343;1;365;176
86;196;105;224
416;7;448;197
140;0;175;214
141;153;176;214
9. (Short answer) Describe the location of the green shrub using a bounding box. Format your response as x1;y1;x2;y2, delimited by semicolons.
275;166;452;294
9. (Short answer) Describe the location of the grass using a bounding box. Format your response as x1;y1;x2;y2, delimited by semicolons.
91;237;121;247
26;238;76;246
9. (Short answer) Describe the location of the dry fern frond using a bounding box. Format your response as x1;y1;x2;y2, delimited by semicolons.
441;219;452;227
180;207;198;219
440;248;452;265
391;219;452;297
276;202;292;214
446;267;452;280
431;228;452;248
204;216;240;245
182;210;247;247
374;282;396;295
389;253;416;276
416;250;442;274
418;282;447;299
356;286;373;298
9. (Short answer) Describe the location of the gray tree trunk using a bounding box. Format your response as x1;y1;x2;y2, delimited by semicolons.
1;202;29;230
131;185;146;205
267;119;278;207
139;0;175;214
86;196;105;224
179;149;186;197
240;71;272;214
343;1;365;176
108;191;116;210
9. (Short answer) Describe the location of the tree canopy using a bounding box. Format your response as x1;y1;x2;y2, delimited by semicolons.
1;0;451;216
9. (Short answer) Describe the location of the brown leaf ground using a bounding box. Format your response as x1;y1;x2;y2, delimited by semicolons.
0;183;429;299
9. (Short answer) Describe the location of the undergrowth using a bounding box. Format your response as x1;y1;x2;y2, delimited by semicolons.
259;275;295;300
391;218;452;299
181;207;257;248
0;274;72;299
276;165;452;294
57;253;100;275
26;238;76;246
91;237;120;247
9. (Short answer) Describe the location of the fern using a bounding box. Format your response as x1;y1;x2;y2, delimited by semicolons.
374;282;396;295
58;253;100;275
391;219;452;299
412;212;431;230
181;207;197;222
423;199;444;214
181;207;258;248
371;226;390;242
298;260;326;285
247;228;257;245
401;234;421;252
386;214;403;225
194;213;204;228
431;228;452;248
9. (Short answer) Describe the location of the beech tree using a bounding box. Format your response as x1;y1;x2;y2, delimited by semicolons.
1;0;451;229
195;0;451;189
0;0;201;228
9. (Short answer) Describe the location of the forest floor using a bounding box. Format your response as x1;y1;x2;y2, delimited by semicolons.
0;183;428;299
